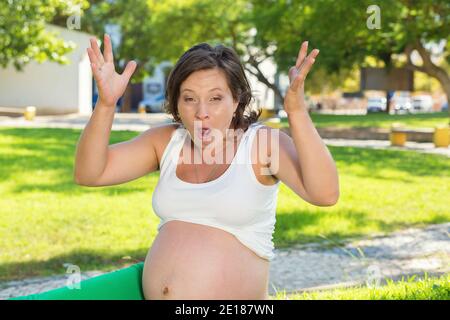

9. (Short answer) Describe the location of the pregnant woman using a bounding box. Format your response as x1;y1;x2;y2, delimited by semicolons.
11;34;339;300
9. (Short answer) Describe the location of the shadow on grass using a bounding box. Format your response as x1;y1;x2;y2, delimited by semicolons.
1;127;449;192
329;146;450;179
0;248;148;282
1;209;448;283
0;127;158;195
11;180;153;195
273;207;449;249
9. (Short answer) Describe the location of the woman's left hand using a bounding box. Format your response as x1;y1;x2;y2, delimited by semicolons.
283;41;320;115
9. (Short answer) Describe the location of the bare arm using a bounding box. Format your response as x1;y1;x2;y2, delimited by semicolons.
275;40;339;205
73;102;115;185
74;121;162;187
73;33;137;185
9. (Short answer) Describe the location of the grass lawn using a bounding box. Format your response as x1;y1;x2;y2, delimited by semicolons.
279;111;449;129
270;273;450;300
0;127;449;281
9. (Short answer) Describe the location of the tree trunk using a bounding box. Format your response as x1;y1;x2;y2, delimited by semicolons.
406;40;450;118
434;70;450;118
244;50;285;111
244;64;284;107
121;83;133;113
385;91;391;114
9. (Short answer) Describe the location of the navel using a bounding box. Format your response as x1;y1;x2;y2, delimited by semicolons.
162;286;169;295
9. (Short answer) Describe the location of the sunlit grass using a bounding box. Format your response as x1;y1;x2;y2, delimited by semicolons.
0;127;449;281
270;273;450;300
279;111;449;129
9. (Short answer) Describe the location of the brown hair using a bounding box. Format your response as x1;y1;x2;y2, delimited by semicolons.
163;43;261;130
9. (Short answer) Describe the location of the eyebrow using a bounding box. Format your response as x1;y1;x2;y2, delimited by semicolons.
181;87;223;93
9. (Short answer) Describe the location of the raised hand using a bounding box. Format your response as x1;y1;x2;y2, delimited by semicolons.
283;41;320;115
87;34;137;108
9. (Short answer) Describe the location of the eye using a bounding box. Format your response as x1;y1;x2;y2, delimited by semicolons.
211;96;222;101
184;97;194;102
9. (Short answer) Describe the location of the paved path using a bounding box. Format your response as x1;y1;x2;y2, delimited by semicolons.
323;138;450;157
1;223;448;299
0;112;174;132
269;222;449;295
1;113;448;157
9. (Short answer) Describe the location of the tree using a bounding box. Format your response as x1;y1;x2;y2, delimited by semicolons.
79;0;159;111
0;0;89;70
251;0;450;115
144;0;288;106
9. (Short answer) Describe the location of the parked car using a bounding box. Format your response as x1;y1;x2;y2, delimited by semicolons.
412;95;433;113
391;91;413;114
139;85;165;113
441;102;448;112
366;96;387;113
139;61;172;113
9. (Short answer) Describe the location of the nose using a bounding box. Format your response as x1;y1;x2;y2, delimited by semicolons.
195;103;209;120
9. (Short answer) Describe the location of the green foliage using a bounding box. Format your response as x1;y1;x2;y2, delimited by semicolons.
0;0;89;70
79;0;156;82
2;0;448;96
251;0;450;93
146;0;253;61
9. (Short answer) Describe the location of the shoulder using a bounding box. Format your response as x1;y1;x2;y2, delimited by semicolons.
253;124;290;156
143;122;183;165
143;122;182;140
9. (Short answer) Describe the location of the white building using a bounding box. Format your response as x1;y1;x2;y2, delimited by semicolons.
0;24;94;115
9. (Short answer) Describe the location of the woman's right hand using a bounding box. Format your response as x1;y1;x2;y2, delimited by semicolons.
87;34;137;108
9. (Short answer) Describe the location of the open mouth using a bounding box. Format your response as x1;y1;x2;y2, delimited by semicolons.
197;127;211;140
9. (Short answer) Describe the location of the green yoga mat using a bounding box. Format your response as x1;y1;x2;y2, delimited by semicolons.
9;262;145;300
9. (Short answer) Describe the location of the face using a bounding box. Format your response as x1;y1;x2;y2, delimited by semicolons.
177;68;239;148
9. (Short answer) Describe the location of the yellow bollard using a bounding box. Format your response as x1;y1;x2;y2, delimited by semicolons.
24;106;36;121
263;117;283;129
390;131;406;146
390;123;406;146
138;103;146;114
433;125;450;148
260;108;276;120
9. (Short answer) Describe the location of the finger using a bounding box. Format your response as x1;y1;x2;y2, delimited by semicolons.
294;59;314;90
121;60;137;81
288;66;298;84
290;73;303;91
297;48;320;74
295;41;308;69
90;37;105;65
293;50;319;90
90;62;101;82
104;34;113;63
86;47;99;66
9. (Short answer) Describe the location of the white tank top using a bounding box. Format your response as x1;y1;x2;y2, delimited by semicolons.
151;121;281;261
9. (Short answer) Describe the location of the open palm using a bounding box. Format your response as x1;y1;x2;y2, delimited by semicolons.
283;41;320;114
87;34;137;107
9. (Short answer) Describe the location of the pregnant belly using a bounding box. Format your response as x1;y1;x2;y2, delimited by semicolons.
142;220;270;300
